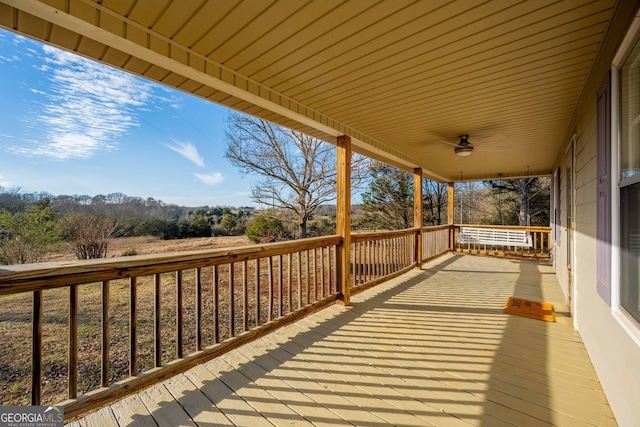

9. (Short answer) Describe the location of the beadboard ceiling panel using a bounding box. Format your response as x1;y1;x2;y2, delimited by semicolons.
0;0;621;181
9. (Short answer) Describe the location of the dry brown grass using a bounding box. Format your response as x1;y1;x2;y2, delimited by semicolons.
44;235;252;262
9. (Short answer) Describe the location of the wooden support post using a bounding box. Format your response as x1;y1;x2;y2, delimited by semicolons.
448;182;455;250
414;168;423;268
336;135;351;306
448;182;455;224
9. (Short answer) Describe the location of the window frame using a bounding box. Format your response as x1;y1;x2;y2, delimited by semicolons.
611;15;640;346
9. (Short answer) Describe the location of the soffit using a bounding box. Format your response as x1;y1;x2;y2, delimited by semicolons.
0;0;618;181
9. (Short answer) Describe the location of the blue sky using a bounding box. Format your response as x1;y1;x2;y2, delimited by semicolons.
0;29;258;207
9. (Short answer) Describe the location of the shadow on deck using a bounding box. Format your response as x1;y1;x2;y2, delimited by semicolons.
69;254;616;427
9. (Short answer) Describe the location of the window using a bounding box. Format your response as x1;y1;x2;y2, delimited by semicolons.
620;36;640;323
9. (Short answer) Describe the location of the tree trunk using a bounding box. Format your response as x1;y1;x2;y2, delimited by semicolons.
519;195;529;226
298;220;307;239
517;178;531;226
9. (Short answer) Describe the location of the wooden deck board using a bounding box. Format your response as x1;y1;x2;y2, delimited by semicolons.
109;394;156;427
163;374;235;426
75;406;118;427
70;254;617;427
220;351;358;427
202;356;316;427
137;384;196;427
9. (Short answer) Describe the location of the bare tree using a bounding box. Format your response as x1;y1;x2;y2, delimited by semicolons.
225;113;369;238
424;180;448;225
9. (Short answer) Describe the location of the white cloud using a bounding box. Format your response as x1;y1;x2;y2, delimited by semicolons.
164;141;204;167
195;172;224;186
0;54;20;63
10;44;153;160
0;175;11;188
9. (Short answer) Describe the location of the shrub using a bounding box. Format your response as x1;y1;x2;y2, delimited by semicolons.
246;215;289;243
121;247;138;256
60;212;118;260
0;199;60;264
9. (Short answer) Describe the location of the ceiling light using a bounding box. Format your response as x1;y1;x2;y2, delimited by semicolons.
455;135;474;156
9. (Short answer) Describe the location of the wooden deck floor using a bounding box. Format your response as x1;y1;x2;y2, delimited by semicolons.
68;254;617;427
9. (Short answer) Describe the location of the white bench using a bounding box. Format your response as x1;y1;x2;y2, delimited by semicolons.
458;227;532;247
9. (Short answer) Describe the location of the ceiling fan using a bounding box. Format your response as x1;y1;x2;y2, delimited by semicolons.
429;133;507;156
453;135;473;156
432;134;475;156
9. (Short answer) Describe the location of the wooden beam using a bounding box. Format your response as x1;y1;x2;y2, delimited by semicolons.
414;168;423;268
336;135;351;306
448;182;455;224
448;182;455;250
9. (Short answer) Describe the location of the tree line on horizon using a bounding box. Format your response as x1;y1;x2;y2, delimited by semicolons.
0;189;256;264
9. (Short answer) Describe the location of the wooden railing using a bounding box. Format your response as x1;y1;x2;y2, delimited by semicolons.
0;224;549;419
452;224;552;259
0;236;341;418
350;226;453;293
421;225;452;262
351;228;416;291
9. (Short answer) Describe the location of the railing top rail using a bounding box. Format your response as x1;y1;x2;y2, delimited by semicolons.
0;235;341;295
420;224;451;232
351;228;418;242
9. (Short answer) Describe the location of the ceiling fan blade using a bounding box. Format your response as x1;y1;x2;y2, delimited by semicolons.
430;139;460;147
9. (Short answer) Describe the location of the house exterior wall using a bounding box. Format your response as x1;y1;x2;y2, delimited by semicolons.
573;101;640;427
553;4;640;425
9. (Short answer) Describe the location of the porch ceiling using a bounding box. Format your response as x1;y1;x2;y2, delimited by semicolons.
0;0;618;182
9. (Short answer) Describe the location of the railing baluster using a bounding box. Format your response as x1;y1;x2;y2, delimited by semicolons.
335;246;339;293
375;240;380;278
130;277;137;376
287;253;292;313
69;284;78;398
154;274;161;367
376;240;380;276
360;241;365;283
31;290;42;405
393;237;397;272
101;280;110;386
278;255;283;317
311;249;316;302
320;247;325;298
330;246;335;294
176;271;183;358
229;263;235;337
213;265;219;343
268;256;273;321
296;252;302;309
243;261;248;332
196;268;203;351
354;241;359;284
255;259;261;327
305;250;310;304
386;239;390;275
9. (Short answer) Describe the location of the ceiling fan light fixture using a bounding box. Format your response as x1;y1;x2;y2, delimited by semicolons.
455;146;474;156
454;134;474;156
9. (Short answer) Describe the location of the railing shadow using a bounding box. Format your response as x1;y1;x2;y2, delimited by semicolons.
97;254;601;426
